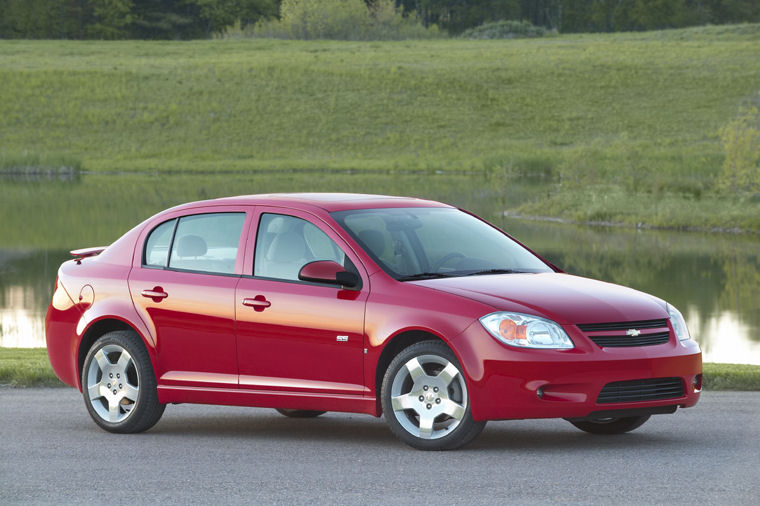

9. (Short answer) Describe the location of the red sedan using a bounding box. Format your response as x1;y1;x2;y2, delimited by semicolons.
46;193;701;450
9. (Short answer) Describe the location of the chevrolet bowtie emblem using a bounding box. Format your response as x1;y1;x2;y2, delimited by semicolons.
626;329;641;337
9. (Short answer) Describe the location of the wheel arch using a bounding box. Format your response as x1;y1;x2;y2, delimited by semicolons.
77;317;157;390
373;329;452;415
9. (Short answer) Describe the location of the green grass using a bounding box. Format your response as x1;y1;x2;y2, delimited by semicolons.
0;151;80;173
702;363;760;391
3;26;758;174
1;348;758;390
1;24;760;230
514;187;760;231
0;348;65;387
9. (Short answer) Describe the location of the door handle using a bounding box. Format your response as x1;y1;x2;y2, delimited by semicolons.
242;296;271;311
141;287;168;301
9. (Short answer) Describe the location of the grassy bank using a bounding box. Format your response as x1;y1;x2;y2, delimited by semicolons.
1;348;758;390
0;348;65;387
703;363;760;391
1;25;760;230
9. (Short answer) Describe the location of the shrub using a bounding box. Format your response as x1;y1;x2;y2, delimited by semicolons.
0;151;81;175
460;19;545;40
250;0;441;40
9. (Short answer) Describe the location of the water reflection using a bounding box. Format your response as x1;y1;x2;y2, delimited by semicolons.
0;250;66;348
1;172;758;364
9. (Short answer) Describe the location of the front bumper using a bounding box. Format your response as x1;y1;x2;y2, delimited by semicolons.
453;321;702;422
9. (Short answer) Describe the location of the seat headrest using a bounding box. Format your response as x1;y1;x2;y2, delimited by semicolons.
267;231;306;263
266;216;296;234
176;235;207;258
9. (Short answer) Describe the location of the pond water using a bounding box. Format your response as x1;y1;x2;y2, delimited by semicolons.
1;172;759;364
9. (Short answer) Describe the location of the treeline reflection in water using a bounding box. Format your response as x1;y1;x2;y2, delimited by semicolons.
1;172;758;364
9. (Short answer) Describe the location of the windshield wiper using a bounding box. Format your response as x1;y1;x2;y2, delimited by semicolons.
397;272;453;281
464;269;528;276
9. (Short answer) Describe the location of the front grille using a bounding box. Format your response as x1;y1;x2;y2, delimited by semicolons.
577;319;668;332
597;377;685;404
577;319;670;348
588;331;670;348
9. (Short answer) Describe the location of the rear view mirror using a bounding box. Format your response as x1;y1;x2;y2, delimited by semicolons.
298;261;360;289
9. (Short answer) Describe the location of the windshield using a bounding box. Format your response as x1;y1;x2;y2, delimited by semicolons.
331;207;552;280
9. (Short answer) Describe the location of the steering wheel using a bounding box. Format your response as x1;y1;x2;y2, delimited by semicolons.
432;252;465;272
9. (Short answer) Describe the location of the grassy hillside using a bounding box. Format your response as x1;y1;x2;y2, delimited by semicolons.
1;24;760;229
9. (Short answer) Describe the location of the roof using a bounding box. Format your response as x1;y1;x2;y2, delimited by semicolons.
173;193;452;213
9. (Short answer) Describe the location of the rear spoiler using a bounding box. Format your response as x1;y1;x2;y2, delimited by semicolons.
70;246;107;263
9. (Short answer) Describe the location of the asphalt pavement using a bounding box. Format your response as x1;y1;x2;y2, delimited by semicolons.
1;388;758;504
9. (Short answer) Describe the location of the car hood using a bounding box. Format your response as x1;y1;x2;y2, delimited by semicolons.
412;272;667;325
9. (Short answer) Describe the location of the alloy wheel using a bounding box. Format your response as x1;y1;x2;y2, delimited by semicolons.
390;354;467;440
86;344;140;423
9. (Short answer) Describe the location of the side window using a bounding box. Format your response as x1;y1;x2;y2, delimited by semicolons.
254;213;351;282
167;213;245;275
143;219;176;268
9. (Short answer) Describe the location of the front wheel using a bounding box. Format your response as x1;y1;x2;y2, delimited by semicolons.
82;330;165;433
567;415;650;435
381;341;486;450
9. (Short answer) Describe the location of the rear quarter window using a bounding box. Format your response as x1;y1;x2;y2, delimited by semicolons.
143;219;176;267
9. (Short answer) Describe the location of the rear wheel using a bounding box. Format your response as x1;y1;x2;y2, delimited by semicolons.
568;415;650;435
275;409;326;418
82;330;165;433
381;340;485;450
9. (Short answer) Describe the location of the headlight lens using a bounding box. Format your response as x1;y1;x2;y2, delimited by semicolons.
667;303;691;341
479;312;574;349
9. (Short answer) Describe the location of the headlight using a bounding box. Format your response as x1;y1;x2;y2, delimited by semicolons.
667;303;691;341
479;312;574;349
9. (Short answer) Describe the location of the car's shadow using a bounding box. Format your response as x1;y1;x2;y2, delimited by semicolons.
139;409;699;452
146;410;396;446
469;424;694;452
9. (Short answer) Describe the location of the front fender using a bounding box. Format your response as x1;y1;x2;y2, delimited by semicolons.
363;273;494;404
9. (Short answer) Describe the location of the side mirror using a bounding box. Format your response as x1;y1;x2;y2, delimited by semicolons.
298;261;360;289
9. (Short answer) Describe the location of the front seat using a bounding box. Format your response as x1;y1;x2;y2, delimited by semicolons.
264;228;310;280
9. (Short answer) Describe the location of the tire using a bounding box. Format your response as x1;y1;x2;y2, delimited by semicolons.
81;330;165;433
381;340;486;450
568;415;650;435
275;409;326;418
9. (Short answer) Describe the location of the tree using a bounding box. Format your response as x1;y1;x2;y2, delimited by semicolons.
193;0;278;34
88;0;134;39
0;0;89;39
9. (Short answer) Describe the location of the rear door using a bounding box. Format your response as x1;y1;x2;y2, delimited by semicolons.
129;207;251;389
235;207;368;396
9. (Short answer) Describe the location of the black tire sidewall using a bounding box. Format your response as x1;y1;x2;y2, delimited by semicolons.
569;415;651;435
275;409;327;418
81;330;163;433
